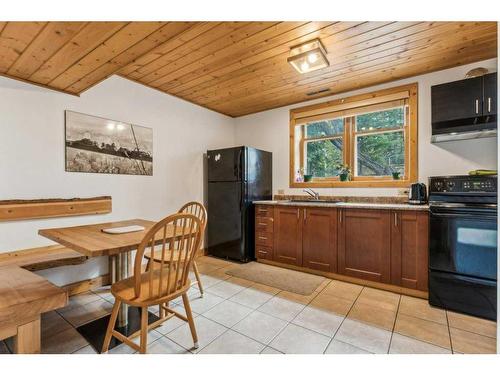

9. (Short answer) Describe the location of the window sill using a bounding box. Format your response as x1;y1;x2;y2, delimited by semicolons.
290;179;414;188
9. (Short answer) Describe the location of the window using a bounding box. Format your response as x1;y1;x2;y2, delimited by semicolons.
290;83;418;187
304;118;343;178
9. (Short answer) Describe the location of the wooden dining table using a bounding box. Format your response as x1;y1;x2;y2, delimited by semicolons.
38;218;162;352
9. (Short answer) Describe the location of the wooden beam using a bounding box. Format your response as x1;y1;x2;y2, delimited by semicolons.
0;196;112;222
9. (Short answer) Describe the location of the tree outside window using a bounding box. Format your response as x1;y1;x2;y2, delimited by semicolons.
290;83;417;187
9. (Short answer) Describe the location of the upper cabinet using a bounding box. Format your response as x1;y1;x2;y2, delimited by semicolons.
431;72;497;142
431;76;483;123
483;73;497;117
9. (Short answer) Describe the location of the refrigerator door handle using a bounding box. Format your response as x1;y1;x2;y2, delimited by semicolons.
236;148;243;181
240;184;243;210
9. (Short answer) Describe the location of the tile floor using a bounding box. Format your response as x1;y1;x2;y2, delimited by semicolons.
1;255;497;354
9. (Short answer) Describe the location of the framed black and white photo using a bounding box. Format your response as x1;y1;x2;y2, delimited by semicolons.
65;111;153;176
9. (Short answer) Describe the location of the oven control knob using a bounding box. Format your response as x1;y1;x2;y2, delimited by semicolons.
433;181;443;191
447;181;455;189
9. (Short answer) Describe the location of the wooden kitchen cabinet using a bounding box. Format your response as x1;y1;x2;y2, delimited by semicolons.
258;205;337;270
255;203;429;294
338;208;391;283
391;210;429;291
255;205;274;261
273;206;303;266
302;207;337;272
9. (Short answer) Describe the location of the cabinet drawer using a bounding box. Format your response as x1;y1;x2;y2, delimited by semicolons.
255;216;273;233
255;231;273;247
256;246;273;260
255;205;273;218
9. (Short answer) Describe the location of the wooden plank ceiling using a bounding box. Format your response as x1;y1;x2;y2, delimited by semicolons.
0;21;497;117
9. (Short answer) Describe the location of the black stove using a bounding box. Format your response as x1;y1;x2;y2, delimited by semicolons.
428;175;497;321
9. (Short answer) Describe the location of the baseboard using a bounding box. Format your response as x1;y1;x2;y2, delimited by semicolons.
258;259;428;299
197;248;208;257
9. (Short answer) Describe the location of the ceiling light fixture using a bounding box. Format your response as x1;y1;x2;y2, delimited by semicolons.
287;39;329;74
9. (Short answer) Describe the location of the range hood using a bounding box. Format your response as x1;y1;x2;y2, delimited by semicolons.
431;122;497;143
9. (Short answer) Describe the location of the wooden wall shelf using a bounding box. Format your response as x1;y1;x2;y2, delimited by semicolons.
0;196;112;221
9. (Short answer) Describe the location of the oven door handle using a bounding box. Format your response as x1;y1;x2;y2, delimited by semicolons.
430;211;497;219
430;202;497;209
430;207;497;219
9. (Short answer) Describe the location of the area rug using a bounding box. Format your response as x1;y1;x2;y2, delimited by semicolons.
225;261;325;295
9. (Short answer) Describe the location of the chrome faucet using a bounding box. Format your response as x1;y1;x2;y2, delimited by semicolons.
303;188;320;200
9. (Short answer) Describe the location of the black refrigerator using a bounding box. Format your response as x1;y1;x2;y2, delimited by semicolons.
206;146;272;262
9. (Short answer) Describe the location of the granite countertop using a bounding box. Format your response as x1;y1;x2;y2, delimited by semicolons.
253;200;429;211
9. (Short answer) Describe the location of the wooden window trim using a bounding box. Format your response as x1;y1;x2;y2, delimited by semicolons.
289;83;418;188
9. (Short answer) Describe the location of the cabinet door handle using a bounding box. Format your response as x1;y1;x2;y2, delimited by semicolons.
258;236;267;240
394;212;398;227
297;208;299;220
258;222;267;226
259;209;268;213
304;208;307;222
475;99;479;114
339;209;342;224
488;97;491;113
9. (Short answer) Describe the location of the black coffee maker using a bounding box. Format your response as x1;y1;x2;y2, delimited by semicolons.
408;183;427;204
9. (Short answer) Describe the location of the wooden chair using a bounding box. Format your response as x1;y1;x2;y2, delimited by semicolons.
102;213;203;354
144;202;207;297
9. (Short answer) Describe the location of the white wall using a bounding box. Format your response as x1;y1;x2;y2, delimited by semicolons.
1;59;498;286
234;59;498;197
0;75;235;285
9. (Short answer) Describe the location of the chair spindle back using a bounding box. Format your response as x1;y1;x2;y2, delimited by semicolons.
134;213;202;300
178;201;207;231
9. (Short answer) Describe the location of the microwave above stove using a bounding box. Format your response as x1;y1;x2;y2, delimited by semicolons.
431;73;497;143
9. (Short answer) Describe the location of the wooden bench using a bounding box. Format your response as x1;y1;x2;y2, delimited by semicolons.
0;244;88;271
0;245;89;353
0;266;67;353
0;196;110;353
0;196;112;221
